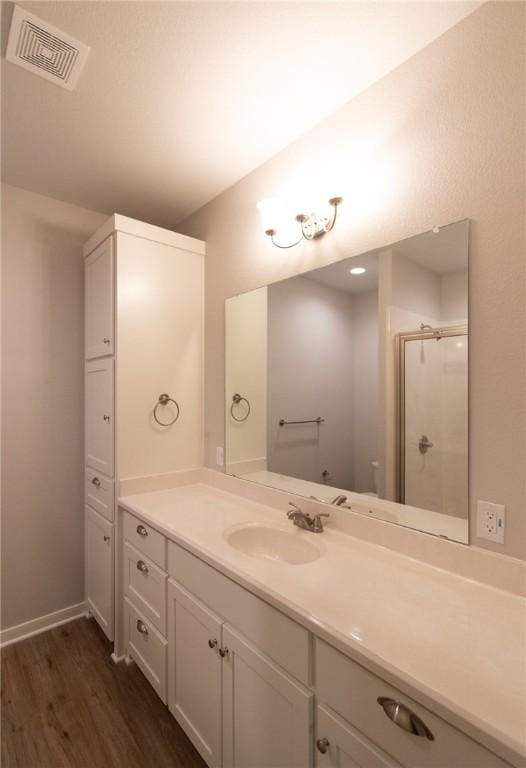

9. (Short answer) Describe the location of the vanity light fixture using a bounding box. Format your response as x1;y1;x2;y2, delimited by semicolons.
257;196;343;249
349;267;366;275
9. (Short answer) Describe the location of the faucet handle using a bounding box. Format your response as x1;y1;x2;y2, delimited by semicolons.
287;501;302;518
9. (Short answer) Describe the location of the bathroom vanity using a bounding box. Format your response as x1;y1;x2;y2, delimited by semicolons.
115;473;525;768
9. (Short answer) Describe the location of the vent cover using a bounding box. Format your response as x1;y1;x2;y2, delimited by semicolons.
6;5;90;90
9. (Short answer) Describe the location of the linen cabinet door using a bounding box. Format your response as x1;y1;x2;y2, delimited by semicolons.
86;358;114;476
167;580;222;768
85;506;114;640
315;705;400;768
222;624;313;768
85;236;114;359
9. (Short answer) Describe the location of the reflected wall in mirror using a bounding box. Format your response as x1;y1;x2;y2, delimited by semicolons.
225;219;469;543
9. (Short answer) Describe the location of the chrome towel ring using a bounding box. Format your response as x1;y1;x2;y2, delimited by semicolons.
153;393;180;427
230;393;251;422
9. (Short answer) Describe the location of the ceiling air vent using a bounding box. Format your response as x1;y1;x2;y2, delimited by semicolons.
6;5;90;91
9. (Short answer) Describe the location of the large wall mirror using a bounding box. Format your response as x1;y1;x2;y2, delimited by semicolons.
225;219;469;543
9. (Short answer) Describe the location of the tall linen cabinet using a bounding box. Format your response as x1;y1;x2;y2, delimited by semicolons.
83;215;205;640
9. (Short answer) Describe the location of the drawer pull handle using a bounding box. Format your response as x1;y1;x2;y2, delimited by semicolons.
136;525;148;537
316;738;330;754
208;638;218;649
377;697;434;741
103;414;111;422
137;560;149;574
103;337;111;345
103;535;110;543
91;477;101;488
219;646;229;658
136;619;148;636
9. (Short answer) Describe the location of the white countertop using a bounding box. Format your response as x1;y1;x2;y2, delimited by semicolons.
119;482;526;764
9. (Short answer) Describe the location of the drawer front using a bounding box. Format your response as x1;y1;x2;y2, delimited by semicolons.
123;511;166;568
124;598;167;703
124;542;167;634
168;541;310;685
85;467;114;522
315;639;509;768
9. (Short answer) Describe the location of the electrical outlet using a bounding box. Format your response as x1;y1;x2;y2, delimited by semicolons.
477;500;505;543
216;445;224;467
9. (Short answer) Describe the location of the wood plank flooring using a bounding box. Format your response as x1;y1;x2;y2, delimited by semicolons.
1;617;207;768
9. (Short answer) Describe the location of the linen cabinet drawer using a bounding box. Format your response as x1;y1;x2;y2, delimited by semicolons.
168;541;310;685
123;511;166;568
314;639;509;768
85;468;114;521
124;598;167;703
124;542;167;634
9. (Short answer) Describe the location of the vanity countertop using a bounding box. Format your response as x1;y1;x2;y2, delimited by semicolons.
119;482;526;764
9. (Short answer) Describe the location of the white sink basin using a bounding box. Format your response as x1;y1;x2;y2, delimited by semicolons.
224;523;322;565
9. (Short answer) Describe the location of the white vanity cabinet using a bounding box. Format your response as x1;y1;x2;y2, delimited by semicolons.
222;624;312;768
85;506;114;639
167;579;223;767
117;508;517;768
84;215;205;641
85;236;114;360
315;705;401;768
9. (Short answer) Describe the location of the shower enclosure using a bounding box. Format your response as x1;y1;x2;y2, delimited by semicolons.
397;325;468;518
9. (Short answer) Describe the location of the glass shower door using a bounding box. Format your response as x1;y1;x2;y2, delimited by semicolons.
402;332;468;518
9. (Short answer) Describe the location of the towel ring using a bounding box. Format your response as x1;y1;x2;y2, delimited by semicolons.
153;393;180;427
230;393;250;422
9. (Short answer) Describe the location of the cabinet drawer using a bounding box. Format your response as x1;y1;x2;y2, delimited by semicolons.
123;511;166;568
124;542;167;634
124;598;167;703
168;541;310;685
314;639;509;768
85;468;114;522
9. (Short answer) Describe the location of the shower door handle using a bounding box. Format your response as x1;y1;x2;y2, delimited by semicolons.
418;435;434;454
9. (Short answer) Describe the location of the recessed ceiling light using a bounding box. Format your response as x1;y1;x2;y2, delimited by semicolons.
349;267;366;275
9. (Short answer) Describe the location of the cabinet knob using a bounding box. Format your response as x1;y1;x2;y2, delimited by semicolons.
208;638;218;649
377;697;434;741
103;414;111;422
136;525;148;537
103;337;111;345
137;560;149;574
91;477;101;488
219;646;229;658
136;619;148;636
103;535;110;542
316;738;330;754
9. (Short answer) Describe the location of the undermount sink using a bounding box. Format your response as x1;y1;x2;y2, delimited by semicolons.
224;523;322;565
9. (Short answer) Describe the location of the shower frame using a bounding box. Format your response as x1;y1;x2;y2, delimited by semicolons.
395;324;468;505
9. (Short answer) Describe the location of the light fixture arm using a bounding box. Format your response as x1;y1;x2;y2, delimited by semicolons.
262;196;342;249
297;196;342;241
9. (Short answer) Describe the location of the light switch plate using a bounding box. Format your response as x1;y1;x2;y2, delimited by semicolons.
216;445;224;467
477;500;505;543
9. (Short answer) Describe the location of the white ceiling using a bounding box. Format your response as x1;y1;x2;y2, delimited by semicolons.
1;1;480;228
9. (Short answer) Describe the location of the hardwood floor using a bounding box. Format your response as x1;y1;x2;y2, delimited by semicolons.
1;617;207;768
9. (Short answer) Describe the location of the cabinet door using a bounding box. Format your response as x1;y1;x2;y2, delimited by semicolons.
222;624;313;768
168;580;222;768
315;705;400;768
85;236;114;359
85;506;114;641
86;358;114;476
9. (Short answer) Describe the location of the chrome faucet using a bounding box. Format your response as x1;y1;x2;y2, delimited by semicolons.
331;494;348;506
286;502;329;533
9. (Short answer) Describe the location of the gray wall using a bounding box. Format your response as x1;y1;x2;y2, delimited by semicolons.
1;184;105;630
267;276;355;490
179;3;526;560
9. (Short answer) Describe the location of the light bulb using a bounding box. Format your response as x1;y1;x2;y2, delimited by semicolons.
350;267;366;275
256;198;284;235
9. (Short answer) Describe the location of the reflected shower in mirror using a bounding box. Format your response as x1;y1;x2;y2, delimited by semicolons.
225;220;469;542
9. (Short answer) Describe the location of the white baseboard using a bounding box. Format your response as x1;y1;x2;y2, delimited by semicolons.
0;602;88;648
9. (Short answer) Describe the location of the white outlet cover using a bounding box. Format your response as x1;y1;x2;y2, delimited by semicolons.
477;500;505;544
216;446;224;467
